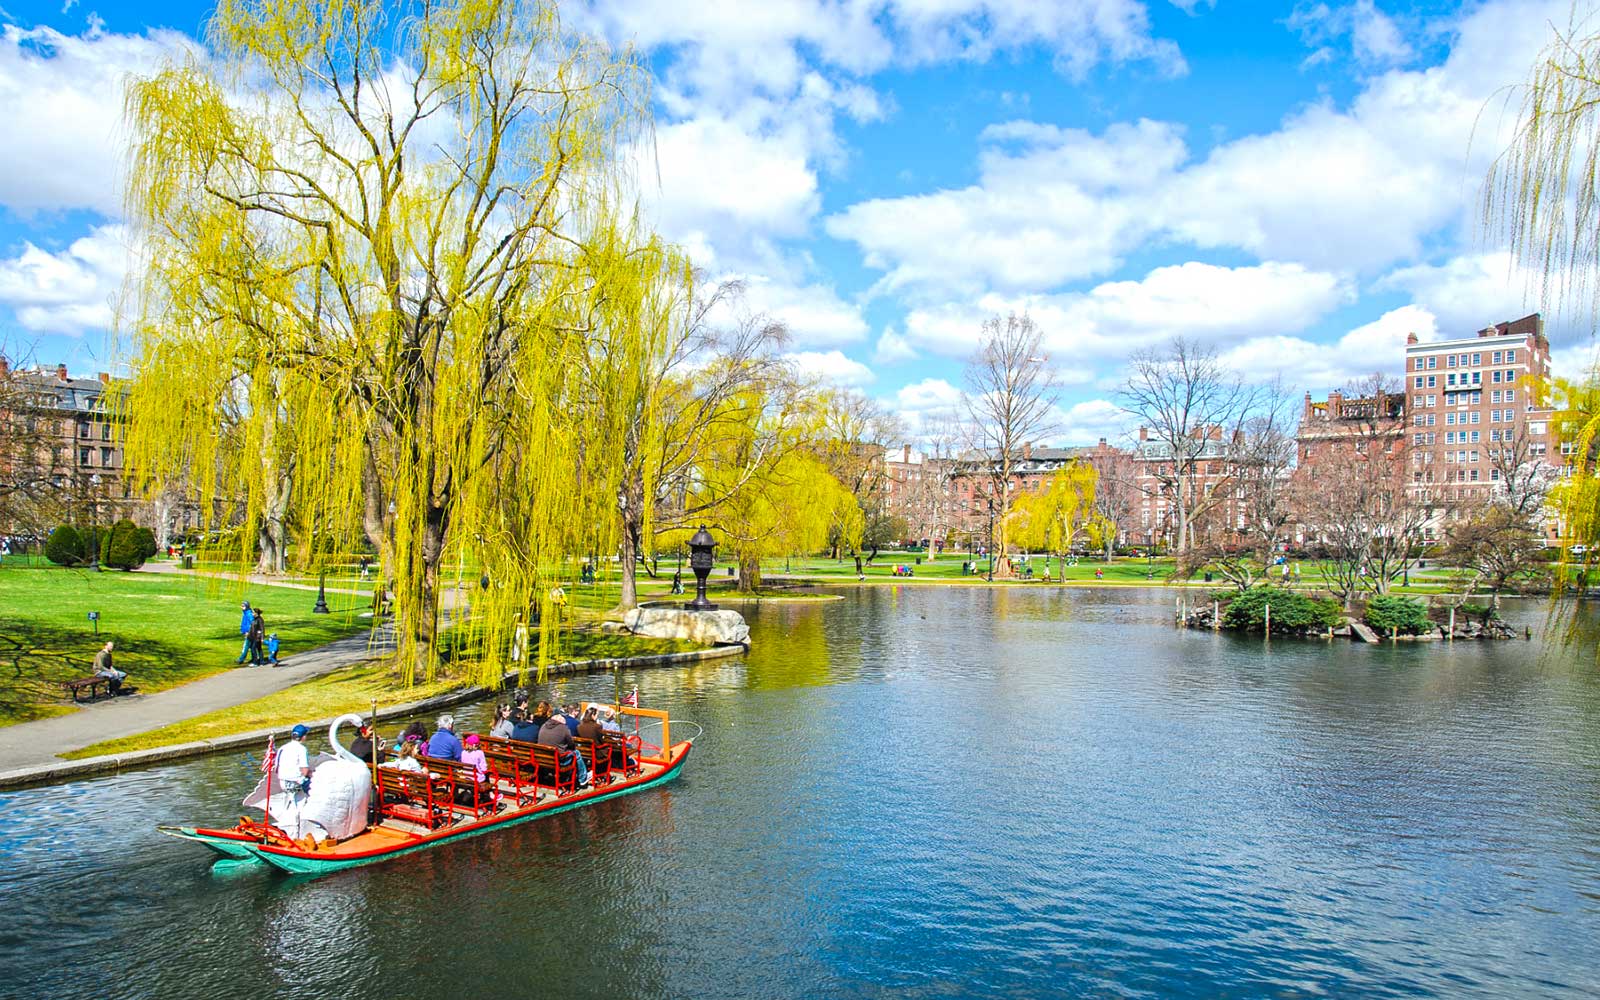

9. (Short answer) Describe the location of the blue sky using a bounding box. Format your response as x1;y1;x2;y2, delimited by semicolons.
0;0;1591;444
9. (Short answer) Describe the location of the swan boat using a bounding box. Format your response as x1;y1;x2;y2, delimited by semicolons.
159;702;691;877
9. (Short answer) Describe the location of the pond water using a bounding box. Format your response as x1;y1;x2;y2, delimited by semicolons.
2;587;1599;999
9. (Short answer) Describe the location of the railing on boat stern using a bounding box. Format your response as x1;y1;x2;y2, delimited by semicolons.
581;702;677;764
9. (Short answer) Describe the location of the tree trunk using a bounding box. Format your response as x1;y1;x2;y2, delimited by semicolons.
618;517;640;611
739;556;761;592
255;463;292;575
410;501;448;681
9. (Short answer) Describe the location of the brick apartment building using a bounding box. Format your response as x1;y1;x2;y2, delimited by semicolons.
0;360;190;540
1298;313;1559;541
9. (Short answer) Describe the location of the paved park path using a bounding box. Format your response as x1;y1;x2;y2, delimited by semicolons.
0;627;396;771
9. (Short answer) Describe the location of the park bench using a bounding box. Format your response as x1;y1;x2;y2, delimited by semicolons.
476;742;535;806
62;676;111;702
371;766;452;830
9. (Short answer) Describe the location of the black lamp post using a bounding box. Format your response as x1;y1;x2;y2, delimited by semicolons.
312;568;330;614
685;525;718;611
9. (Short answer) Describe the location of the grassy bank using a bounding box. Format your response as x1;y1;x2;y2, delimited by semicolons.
61;629;702;758
0;565;372;726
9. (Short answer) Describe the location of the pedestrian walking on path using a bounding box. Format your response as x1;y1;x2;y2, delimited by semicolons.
248;608;267;666
235;601;253;664
267;632;281;666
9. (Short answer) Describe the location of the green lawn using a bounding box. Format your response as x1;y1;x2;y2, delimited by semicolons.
0;564;373;726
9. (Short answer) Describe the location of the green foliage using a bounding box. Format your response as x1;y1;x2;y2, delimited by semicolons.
103;519;150;571
43;525;87;567
1221;586;1342;634
133;526;158;561
1364;595;1432;635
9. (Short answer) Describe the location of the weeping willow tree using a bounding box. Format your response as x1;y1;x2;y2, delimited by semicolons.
706;450;854;591
1484;7;1600;584
1012;460;1096;582
569;225;798;610
118;0;649;683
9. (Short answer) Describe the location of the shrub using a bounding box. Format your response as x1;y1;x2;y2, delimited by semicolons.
1221;586;1342;634
1364;595;1432;635
132;526;158;561
103;519;151;571
43;525;87;567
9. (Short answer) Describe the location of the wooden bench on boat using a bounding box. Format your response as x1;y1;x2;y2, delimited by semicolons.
477;735;580;797
371;766;452;830
413;753;500;819
600;730;642;778
62;676;111;702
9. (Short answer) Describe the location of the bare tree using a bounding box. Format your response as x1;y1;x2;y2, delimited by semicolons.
1119;338;1260;553
0;349;68;539
1488;422;1554;518
1295;373;1423;606
902;416;964;558
962;314;1058;573
1087;448;1140;562
1178;388;1298;589
817;390;902;561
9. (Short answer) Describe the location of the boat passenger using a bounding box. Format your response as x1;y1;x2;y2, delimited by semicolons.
576;707;603;743
348;721;383;763
382;738;425;772
460;734;489;782
537;714;590;786
561;703;581;738
427;714;463;761
530;701;552;733
489;704;514;740
400;720;428;746
509;707;544;744
599;709;622;734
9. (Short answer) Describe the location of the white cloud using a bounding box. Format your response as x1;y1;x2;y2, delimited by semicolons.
0;224;127;335
873;326;918;364
1056;398;1132;444
1288;2;1414;68
717;273;868;350
900;261;1351;359
894;376;962;412
0;24;194;216
1216;304;1438;390
1380;252;1551;340
829;1;1574;293
787;349;876;386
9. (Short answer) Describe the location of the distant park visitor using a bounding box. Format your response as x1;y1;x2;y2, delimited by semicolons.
93;641;125;695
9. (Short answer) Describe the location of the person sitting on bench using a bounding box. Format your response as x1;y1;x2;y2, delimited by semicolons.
93;641;126;695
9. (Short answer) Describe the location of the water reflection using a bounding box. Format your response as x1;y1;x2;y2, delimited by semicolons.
2;586;1599;999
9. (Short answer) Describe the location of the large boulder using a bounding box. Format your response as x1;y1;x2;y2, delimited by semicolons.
622;607;750;647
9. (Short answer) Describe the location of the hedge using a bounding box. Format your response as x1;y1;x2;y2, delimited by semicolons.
1221;586;1342;634
1364;595;1432;635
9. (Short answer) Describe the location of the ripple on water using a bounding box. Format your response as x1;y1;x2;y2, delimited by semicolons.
1;587;1599;999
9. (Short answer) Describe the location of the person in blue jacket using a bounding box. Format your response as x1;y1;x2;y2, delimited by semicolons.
234;601;252;664
266;632;281;666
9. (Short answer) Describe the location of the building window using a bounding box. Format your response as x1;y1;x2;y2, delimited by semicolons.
1426;375;1436;387
1427;414;1436;426
1427;357;1437;369
1448;355;1457;367
1445;431;1455;444
100;446;113;465
1471;392;1481;403
1472;372;1481;384
1506;349;1517;363
101;423;110;441
1470;411;1480;424
1472;353;1481;365
1505;389;1515;403
78;421;90;438
1470;469;1480;482
79;447;90;465
1492;371;1501;383
1446;412;1456;425
1470;431;1479;443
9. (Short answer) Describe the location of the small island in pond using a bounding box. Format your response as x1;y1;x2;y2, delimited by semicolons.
1182;587;1520;641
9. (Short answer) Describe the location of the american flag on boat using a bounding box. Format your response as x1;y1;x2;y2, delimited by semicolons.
261;735;276;774
621;687;638;707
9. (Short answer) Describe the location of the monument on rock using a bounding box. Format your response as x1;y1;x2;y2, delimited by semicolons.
621;525;750;647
